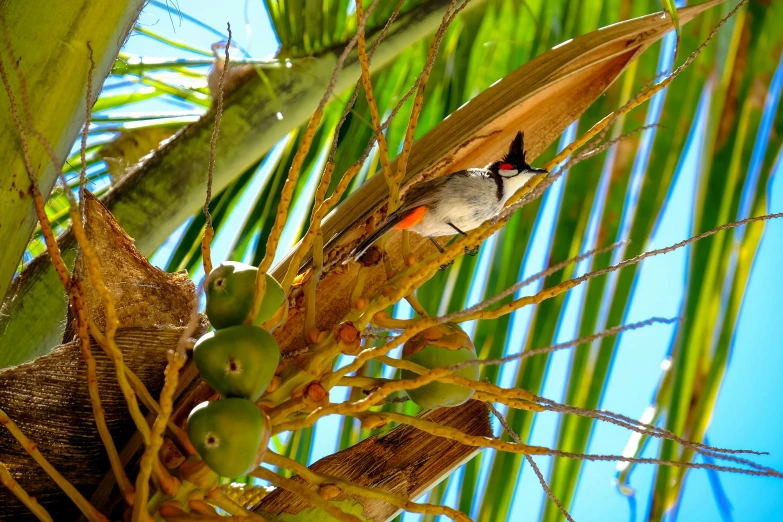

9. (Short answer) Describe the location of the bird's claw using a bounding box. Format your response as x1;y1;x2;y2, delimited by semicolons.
439;260;455;271
465;246;480;256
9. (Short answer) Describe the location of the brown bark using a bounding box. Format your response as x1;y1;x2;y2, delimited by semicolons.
255;401;492;521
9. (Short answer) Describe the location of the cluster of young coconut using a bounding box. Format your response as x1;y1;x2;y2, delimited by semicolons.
187;261;284;478
185;260;484;481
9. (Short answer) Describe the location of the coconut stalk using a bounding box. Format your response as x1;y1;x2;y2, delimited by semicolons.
0;3;731;520
86;0;723;515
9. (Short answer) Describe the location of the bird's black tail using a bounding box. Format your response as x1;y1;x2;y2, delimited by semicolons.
345;212;404;264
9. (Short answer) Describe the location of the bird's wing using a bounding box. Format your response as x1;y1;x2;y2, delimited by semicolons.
395;173;458;215
346;174;460;262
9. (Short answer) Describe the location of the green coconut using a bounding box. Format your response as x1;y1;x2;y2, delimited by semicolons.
193;324;280;401
205;261;285;329
401;323;480;409
186;398;267;478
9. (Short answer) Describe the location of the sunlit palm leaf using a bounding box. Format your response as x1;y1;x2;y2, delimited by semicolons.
540;4;715;520
266;0;430;57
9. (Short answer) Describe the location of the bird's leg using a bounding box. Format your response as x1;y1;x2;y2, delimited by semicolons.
429;236;445;253
448;223;480;256
429;237;454;271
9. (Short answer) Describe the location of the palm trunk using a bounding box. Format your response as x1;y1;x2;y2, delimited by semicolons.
0;0;146;310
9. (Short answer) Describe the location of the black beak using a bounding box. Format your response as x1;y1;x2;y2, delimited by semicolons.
530;167;548;174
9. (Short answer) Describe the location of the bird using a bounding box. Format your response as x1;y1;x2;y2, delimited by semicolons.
348;131;547;263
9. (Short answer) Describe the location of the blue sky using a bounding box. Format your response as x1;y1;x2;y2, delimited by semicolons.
118;2;783;520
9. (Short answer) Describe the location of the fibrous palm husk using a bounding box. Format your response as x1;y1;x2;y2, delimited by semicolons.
0;193;199;520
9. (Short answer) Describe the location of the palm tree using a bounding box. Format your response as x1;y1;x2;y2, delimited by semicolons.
1;0;781;521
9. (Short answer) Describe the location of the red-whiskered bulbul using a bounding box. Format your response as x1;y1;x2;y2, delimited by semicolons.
349;131;547;262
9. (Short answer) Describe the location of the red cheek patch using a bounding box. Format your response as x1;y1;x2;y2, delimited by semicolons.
500;163;514;170
394;206;427;230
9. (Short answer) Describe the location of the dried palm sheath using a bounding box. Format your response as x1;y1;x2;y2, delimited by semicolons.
0;195;200;520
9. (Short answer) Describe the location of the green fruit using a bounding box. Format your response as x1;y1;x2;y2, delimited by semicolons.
187;398;266;478
205;261;285;329
193;325;280;401
401;323;479;409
